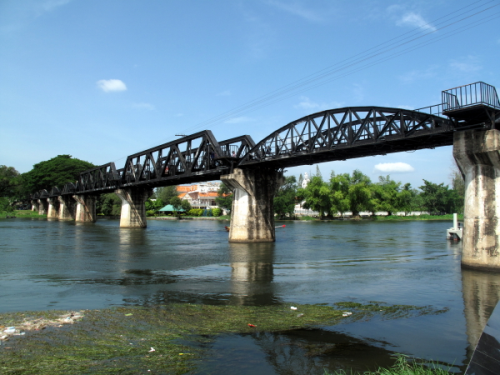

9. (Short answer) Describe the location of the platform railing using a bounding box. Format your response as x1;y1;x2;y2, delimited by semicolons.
442;81;500;112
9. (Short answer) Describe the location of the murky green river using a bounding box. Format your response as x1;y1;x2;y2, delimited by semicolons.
1;217;499;374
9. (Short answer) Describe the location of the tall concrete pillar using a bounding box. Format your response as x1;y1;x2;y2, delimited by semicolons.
115;188;152;228
47;198;59;220
454;129;500;271
221;167;282;243
73;194;97;223
38;199;48;215
58;196;75;221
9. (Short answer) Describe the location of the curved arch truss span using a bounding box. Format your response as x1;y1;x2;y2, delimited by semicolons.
238;106;456;168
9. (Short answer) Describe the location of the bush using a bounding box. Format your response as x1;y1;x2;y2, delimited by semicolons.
146;210;156;217
211;208;222;217
188;208;203;216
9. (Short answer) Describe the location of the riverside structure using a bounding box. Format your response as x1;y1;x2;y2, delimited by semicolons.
28;82;500;270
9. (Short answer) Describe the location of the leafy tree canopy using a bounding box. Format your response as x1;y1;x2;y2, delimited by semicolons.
22;155;95;194
274;175;297;219
215;182;233;213
0;165;21;197
297;175;331;219
157;186;178;205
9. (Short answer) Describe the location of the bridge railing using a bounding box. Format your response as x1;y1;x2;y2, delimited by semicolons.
415;103;444;117
442;82;500;112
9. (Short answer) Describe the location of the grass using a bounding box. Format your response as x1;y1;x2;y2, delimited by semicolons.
325;354;451;375
0;302;448;375
0;210;46;219
371;214;462;221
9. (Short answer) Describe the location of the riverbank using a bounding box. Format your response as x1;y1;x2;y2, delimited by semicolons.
0;210;45;219
0;302;447;375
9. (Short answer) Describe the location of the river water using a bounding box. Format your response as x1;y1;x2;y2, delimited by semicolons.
1;217;500;374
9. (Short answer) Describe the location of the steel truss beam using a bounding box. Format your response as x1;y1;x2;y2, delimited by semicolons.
237;106;472;169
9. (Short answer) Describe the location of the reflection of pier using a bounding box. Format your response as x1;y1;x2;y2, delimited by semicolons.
461;268;500;358
229;242;278;305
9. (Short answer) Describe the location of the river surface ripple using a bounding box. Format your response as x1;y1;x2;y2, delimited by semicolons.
1;218;499;373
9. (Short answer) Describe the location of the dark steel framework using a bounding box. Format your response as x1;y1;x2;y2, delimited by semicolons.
239;107;456;168
29;82;500;200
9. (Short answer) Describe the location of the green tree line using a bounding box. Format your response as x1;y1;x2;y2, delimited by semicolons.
1;155;465;218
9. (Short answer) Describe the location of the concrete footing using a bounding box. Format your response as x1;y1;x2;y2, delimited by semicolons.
47;198;59;220
58;196;75;221
221;168;282;243
454;129;500;271
38;199;48;215
115;188;152;228
73;195;97;223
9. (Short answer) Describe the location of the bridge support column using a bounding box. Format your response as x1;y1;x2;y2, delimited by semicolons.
73;195;97;223
47;198;59;220
221;168;283;243
454;129;500;271
58;196;75;221
38;199;48;215
115;188;152;228
31;200;39;212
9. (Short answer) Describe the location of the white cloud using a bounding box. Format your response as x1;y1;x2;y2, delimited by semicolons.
217;90;232;96
40;0;72;13
398;65;438;83
296;96;319;110
132;102;155;110
375;162;414;173
396;12;436;32
97;79;127;92
224;116;253;124
295;96;345;111
265;1;324;22
449;56;482;73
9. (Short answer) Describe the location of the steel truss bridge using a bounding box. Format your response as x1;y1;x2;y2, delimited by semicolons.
31;81;500;200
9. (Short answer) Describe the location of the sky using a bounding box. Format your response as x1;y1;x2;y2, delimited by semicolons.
1;0;499;189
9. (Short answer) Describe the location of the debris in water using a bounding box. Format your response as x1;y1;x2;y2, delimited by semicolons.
149;347;155;352
297;313;304;318
248;324;256;328
342;312;352;317
290;306;298;310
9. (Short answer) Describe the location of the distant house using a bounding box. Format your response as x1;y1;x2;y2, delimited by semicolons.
177;182;221;209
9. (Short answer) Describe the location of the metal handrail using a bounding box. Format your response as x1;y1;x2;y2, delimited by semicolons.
442;81;500;112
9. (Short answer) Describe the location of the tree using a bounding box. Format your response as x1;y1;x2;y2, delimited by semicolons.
97;193;122;216
157;185;178;205
22;155;95;194
330;170;373;218
419;180;460;214
372;175;401;216
297;175;331;219
170;196;183;216
215;182;233;213
181;199;191;212
274;175;297;219
0;165;21;198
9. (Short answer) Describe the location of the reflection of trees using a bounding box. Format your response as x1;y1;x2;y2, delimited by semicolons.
229;242;278;305
252;329;397;374
462;268;500;358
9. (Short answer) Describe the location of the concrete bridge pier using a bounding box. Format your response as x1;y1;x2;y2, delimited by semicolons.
38;199;48;215
73;194;97;223
221;167;283;242
58;196;75;221
31;200;39;212
454;129;500;271
115;188;153;228
47;198;59;220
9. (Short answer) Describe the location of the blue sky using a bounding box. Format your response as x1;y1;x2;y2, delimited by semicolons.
1;0;499;189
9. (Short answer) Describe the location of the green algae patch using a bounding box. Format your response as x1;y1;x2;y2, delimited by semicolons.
0;303;447;375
